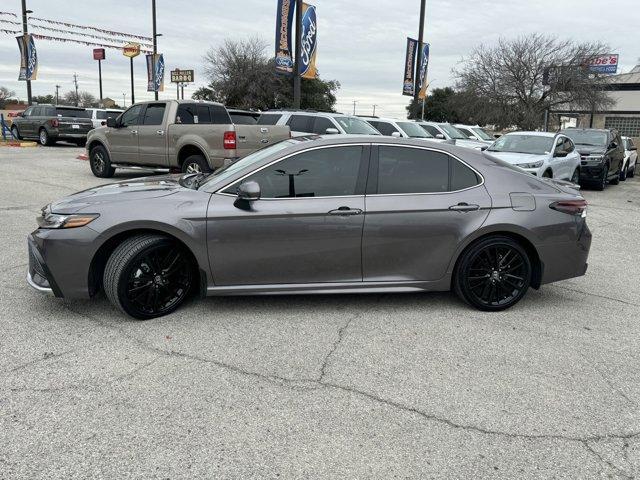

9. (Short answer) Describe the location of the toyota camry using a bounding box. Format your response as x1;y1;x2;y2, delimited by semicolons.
27;136;591;319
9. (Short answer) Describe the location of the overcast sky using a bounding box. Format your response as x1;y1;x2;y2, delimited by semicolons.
1;0;638;117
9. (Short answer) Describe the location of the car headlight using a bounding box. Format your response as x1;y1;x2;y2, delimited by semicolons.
517;161;544;169
37;206;99;229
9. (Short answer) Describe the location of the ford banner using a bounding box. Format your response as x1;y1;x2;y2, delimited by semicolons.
417;43;430;100
403;37;418;96
16;34;38;81
275;0;295;75
299;2;318;79
146;53;165;92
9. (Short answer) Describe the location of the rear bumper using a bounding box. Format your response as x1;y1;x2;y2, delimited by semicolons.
538;221;592;285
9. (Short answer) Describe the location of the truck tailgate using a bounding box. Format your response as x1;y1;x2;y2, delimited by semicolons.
234;125;290;158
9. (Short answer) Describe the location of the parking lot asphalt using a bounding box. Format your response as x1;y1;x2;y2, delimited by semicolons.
1;144;640;479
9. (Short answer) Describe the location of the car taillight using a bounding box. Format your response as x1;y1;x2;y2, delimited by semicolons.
550;199;588;217
223;131;237;149
51;119;59;128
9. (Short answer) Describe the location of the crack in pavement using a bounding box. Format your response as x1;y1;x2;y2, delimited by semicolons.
318;313;359;382
552;284;640;308
583;440;634;480
5;350;75;374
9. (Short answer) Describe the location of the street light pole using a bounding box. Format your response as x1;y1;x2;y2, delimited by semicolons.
55;85;60;105
152;0;158;101
293;0;303;109
129;57;135;104
21;0;32;105
122;93;126;108
413;0;426;103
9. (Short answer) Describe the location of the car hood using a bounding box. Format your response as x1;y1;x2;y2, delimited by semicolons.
485;151;548;165
575;145;606;156
50;175;185;214
452;138;486;149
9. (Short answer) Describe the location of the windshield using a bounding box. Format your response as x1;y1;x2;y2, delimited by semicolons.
202;139;306;188
397;122;433;138
471;127;495;141
562;130;608;147
439;124;467;140
333;116;381;135
487;134;553;155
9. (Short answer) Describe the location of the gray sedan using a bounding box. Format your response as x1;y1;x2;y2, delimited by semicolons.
27;136;592;319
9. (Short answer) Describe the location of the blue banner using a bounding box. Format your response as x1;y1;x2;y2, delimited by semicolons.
417;43;430;99
275;0;295;75
16;34;38;81
299;3;318;78
402;38;418;96
146;53;165;92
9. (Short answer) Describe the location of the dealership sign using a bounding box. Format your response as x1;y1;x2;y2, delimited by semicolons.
402;38;418;96
123;43;141;58
16;34;38;81
299;3;318;79
146;53;165;92
587;54;619;74
170;69;194;83
275;0;295;74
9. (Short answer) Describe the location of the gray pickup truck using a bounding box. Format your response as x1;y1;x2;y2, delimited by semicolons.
85;100;290;178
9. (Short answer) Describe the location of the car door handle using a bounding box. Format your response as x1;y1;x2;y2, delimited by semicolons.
156;130;165;136
449;203;480;212
130;130;138;135
328;207;363;216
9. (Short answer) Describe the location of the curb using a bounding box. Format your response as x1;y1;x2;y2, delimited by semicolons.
0;140;38;147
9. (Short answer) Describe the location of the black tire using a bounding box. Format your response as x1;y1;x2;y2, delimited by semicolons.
594;165;608;191
542;169;553;178
103;234;195;320
10;125;21;140
38;128;52;146
181;154;211;174
453;236;532;312
610;168;620;185
570;167;580;185
629;163;636;178
89;144;116;178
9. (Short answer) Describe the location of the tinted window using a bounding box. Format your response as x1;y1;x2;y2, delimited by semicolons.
176;104;197;124
96;110;109;120
377;146;449;194
286;115;312;133
258;114;282;125
312;117;336;135
457;127;474;139
31;107;42;116
421;124;440;137
197;105;212;124
43;106;55;116
232;146;363;198
55;108;91;118
230;113;258;125
120;104;143;127
22;107;34;117
563;138;574;153
372;121;400;137
142;103;166;125
210;105;232;124
451;159;480;190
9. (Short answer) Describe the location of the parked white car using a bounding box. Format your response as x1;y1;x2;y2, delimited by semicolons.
486;131;581;182
417;121;486;149
454;124;496;145
257;110;381;137
360;116;447;143
621;136;637;180
86;108;124;129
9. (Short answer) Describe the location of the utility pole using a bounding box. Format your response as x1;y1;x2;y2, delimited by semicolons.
180;83;185;100
413;0;426;103
73;73;79;106
122;93;126;108
97;58;103;106
55;85;60;105
293;0;303;109
372;104;378;116
352;100;358;116
129;57;135;104
21;0;32;105
152;0;158;101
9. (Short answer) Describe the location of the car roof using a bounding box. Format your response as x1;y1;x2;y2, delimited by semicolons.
504;131;558;138
561;128;610;133
262;110;343;116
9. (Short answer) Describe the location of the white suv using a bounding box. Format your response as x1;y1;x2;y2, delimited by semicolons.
360;116;447;143
454;124;496;145
418;121;486;149
86;108;124;129
257;110;381;137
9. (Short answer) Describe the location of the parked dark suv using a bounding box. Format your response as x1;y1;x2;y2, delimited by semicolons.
10;105;94;146
561;128;624;191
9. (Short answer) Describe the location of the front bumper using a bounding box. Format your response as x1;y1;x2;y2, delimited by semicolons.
580;164;606;181
27;235;59;296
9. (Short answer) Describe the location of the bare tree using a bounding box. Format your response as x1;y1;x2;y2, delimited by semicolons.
0;86;16;108
62;90;97;108
455;34;613;130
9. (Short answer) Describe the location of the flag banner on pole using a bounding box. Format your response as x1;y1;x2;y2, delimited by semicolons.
146;53;165;92
402;37;418;96
275;0;295;75
16;33;37;81
418;43;430;100
299;2;318;79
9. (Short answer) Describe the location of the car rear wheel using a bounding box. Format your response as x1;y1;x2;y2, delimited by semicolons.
104;234;195;320
594;165;608;191
454;236;532;311
39;128;52;146
181;155;211;174
11;126;21;140
89;145;115;178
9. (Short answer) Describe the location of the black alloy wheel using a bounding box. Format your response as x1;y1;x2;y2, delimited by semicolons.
90;145;115;178
104;235;194;320
454;236;532;311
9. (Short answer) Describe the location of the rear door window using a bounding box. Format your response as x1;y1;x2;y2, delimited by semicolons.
142;103;166;125
176;104;197;124
286;115;313;133
311;117;336;135
210;105;232;124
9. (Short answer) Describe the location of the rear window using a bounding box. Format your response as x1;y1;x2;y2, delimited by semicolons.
257;114;282;125
230;113;258;125
210;106;232;124
286;115;313;132
55;108;91;118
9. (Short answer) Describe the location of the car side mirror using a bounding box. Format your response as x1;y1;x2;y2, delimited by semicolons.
236;181;261;201
106;117;118;128
609;142;618;149
325;127;340;135
389;132;401;138
435;133;445;140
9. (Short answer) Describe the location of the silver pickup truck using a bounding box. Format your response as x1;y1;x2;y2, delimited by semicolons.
85;100;290;178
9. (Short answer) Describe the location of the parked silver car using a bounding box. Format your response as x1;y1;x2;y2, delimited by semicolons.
28;136;591;319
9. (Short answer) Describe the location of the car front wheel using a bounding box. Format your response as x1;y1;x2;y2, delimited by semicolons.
89;145;115;178
594;165;609;191
454;236;532;311
103;234;195;320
